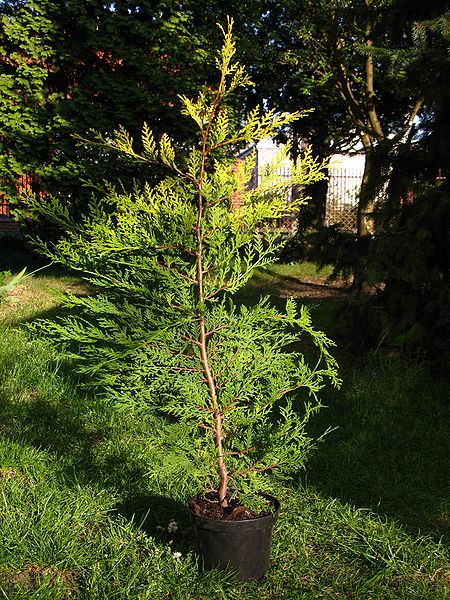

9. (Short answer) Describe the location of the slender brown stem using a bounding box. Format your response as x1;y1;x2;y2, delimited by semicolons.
198;317;229;506
223;397;237;412
215;378;229;390
180;334;201;347
155;261;197;283
212;348;239;382
195;404;215;412
204;284;229;300
195;98;229;508
205;324;228;337
155;244;196;256
234;463;278;477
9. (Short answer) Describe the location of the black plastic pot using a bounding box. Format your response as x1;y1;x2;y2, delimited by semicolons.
188;494;280;581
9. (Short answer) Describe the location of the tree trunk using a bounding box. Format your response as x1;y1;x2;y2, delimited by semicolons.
357;142;377;238
353;139;377;290
300;174;329;230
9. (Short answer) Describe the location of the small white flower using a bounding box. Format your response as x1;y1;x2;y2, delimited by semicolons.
172;551;182;559
167;519;179;533
156;525;165;532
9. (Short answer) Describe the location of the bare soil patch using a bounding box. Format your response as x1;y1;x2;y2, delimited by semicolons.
274;276;350;299
252;274;351;300
1;565;78;594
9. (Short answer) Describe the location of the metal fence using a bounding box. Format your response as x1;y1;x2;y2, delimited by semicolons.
325;168;363;232
252;146;364;233
253;165;364;234
2;164;366;233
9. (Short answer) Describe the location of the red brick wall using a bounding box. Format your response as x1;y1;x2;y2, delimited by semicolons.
0;173;40;235
0;191;19;233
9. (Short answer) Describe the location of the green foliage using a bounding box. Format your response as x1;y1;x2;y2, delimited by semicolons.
280;224;370;284
341;10;450;355
249;1;448;240
28;21;339;504
0;0;62;202
0;0;227;215
367;183;450;356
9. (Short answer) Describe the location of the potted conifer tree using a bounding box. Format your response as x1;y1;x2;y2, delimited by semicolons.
28;21;340;581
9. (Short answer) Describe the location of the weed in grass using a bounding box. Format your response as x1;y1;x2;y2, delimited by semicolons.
0;243;91;327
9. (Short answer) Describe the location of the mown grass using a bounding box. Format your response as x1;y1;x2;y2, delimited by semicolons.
305;354;450;541
0;246;449;598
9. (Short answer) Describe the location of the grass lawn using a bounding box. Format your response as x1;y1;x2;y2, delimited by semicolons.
0;245;449;598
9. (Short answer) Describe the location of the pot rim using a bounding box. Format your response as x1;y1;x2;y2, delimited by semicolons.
187;492;280;525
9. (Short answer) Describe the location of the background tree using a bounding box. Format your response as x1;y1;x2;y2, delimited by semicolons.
249;0;446;241
365;12;450;355
246;1;356;229
0;0;62;202
0;0;230;214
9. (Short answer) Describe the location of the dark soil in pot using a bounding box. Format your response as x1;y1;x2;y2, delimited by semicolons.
189;492;274;521
188;493;280;581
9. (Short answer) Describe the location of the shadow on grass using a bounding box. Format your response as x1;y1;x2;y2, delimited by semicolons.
10;312;448;547
238;274;449;541
238;266;350;303
302;356;450;542
4;348;447;549
116;493;192;554
0;370;193;549
236;272;369;360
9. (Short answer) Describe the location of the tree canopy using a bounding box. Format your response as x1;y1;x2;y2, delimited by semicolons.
248;0;448;236
0;1;228;208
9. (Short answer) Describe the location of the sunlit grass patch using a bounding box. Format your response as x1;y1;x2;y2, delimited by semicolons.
0;273;91;327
